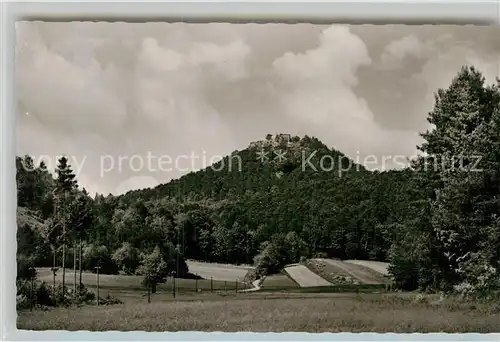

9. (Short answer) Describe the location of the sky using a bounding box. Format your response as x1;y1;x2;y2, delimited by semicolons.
15;22;500;196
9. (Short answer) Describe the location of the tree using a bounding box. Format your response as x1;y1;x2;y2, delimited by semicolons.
82;244;119;275
16;210;41;280
54;156;78;293
284;231;308;262
254;241;282;277
67;189;94;290
112;242;140;274
413;66;500;295
16;156;38;209
160;241;189;278
136;247;169;294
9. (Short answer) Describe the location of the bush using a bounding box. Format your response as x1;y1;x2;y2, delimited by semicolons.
35;281;55;306
17;280;55;310
313;252;329;258
243;268;258;285
16;254;37;281
16;280;107;310
78;284;96;303
16;294;30;311
100;293;123;305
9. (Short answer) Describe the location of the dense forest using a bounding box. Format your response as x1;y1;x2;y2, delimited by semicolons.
16;66;500;297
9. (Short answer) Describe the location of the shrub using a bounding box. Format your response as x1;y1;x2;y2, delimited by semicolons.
16;280;108;310
35;281;55;306
16;254;37;281
100;293;123;305
16;294;30;311
17;280;55;309
313;252;329;258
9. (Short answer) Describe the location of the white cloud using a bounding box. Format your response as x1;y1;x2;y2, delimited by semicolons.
16;22;251;195
15;23;498;193
272;26;421;166
379;34;424;70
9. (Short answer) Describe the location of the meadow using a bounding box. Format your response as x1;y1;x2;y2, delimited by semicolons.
17;260;500;332
36;264;252;294
18;291;500;332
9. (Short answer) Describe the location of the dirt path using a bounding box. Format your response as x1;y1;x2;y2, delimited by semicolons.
238;279;263;292
316;259;387;284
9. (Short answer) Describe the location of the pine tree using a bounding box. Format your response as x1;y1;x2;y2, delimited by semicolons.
73;188;93;291
54;156;78;295
419;66;500;295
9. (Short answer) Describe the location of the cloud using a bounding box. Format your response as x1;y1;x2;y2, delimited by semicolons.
376;30;499;128
379;34;424;70
16;22;251;195
15;23;499;194
272;26;421;165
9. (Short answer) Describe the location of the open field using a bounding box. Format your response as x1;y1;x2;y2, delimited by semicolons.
35;268;251;293
22;265;500;333
17;292;500;332
314;259;389;284
284;265;332;287
260;273;299;290
306;259;355;284
186;260;253;281
344;260;389;276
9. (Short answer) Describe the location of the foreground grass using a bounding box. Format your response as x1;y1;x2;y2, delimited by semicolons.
18;293;500;332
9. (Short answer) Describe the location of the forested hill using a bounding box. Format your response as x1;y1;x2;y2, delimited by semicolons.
113;133;420;263
17;133;421;275
122;134;367;202
17;66;500;295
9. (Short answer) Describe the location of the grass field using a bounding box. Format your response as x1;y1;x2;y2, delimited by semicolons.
260;273;299;290
20;264;500;332
36;268;251;294
312;259;389;284
344;260;390;276
284;264;332;287
17;292;500;332
186;260;253;281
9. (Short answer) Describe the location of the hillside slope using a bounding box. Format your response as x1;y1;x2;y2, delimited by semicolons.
103;134;422;269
